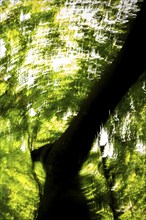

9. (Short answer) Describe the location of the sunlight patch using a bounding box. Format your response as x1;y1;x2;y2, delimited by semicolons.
0;39;6;58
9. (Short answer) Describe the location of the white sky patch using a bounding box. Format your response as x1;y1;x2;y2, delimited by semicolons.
56;7;74;20
4;74;11;81
20;141;26;152
100;128;114;157
27;74;35;86
92;128;109;153
121;112;131;140
51;53;79;73
0;39;6;58
10;0;20;5
29;108;36;117
81;9;95;22
136;141;146;154
100;128;108;146
104;144;114;157
20;11;30;21
63;109;73;121
52;56;70;71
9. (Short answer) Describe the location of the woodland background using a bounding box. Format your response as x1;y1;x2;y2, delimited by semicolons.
0;0;145;219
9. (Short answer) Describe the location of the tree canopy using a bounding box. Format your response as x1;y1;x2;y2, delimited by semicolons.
0;0;145;220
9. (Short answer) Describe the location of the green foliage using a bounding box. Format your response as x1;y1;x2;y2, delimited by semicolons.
0;0;145;219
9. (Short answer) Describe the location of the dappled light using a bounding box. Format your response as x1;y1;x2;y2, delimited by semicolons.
0;0;145;220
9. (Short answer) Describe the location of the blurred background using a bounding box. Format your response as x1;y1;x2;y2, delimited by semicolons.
0;0;145;219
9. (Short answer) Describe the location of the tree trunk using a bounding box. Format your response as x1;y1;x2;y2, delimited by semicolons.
31;1;146;219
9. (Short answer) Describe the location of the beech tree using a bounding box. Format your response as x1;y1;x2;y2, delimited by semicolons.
31;1;146;219
0;1;145;220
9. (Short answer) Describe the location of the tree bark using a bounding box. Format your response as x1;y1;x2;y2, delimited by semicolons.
31;1;146;219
